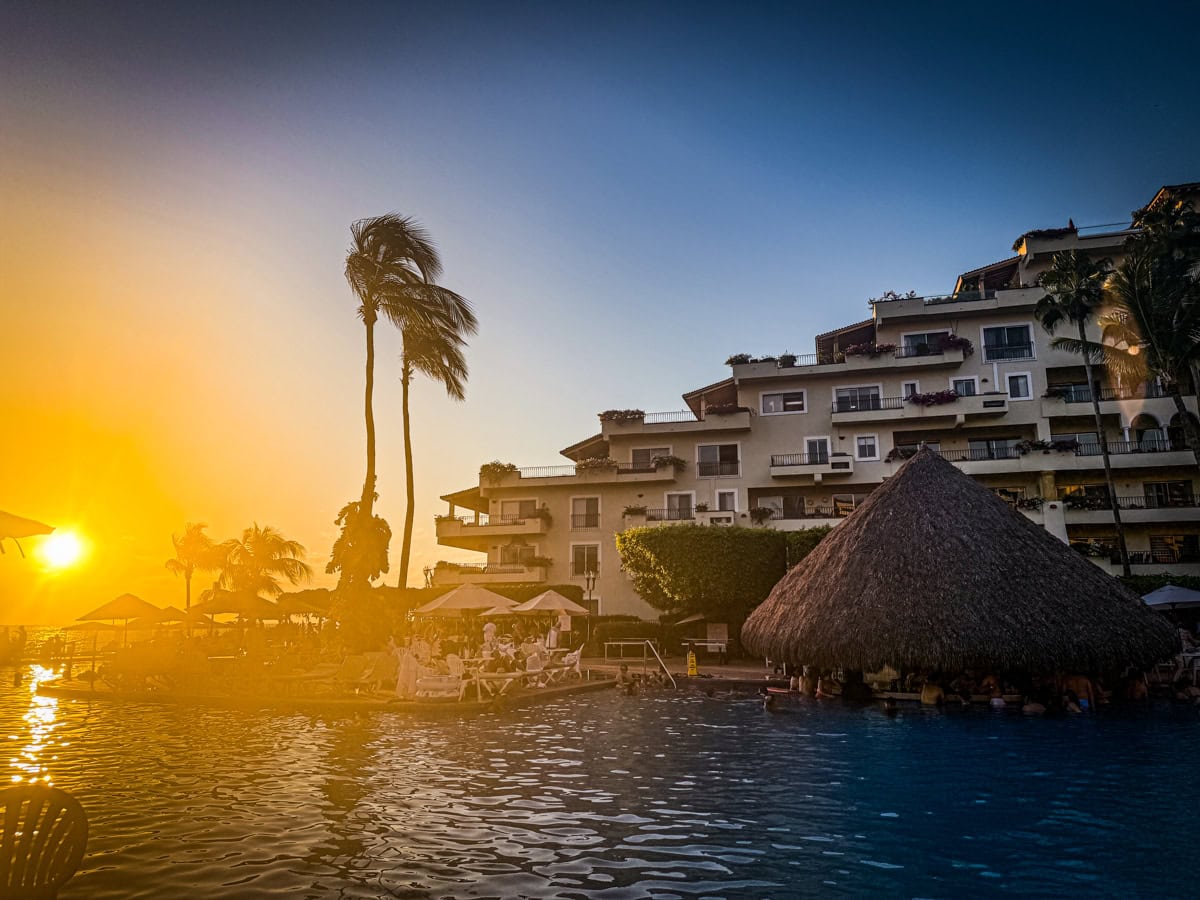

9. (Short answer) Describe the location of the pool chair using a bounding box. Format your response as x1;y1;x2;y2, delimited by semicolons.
0;784;88;899
358;652;398;694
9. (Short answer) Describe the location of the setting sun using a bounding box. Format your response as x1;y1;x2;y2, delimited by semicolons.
37;532;85;571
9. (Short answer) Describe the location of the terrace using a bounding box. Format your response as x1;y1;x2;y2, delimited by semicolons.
768;452;855;481
429;561;548;587
435;512;549;550
831;391;1008;425
892;440;1196;475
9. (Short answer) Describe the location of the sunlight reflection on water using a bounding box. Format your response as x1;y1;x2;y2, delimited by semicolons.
2;654;1199;898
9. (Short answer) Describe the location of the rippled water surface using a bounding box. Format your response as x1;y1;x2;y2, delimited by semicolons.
3;658;1199;899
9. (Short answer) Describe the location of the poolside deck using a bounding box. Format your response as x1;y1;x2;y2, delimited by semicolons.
37;673;615;716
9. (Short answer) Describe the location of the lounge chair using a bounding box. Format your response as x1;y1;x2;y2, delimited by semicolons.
0;784;88;899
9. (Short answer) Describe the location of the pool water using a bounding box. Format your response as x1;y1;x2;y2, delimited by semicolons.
3;661;1198;898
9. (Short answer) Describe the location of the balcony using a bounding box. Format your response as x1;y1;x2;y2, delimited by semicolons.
768;452;855;481
981;342;1035;363
1061;494;1200;526
903;441;1197;476
1040;384;1195;420
831;392;1008;425
599;408;752;436
435;513;548;551
729;346;967;381
482;461;678;490
429;562;547;587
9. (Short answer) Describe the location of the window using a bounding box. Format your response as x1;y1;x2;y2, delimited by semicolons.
698;443;739;477
571;497;599;529
500;543;537;566
716;490;737;512
834;386;881;413
855;435;879;460
1144;482;1195;508
982;324;1034;361
630;447;670;468
951;377;978;397
902;381;920;398
1006;373;1031;400
761;391;806;414
1150;534;1200;564
967;438;1019;460
499;499;537;521
806;437;830;463
901;332;949;355
570;544;599;576
650;492;694;521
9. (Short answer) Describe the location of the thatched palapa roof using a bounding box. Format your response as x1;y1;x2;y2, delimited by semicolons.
741;450;1179;673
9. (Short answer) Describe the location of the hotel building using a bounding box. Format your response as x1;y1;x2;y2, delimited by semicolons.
434;184;1200;619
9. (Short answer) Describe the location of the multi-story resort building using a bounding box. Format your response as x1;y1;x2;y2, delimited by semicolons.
434;184;1200;619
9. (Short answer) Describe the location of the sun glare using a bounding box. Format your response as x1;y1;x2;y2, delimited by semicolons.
38;531;86;570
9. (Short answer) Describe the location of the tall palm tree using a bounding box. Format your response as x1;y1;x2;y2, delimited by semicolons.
165;522;217;614
218;523;312;600
343;215;476;589
396;321;470;588
1035;250;1131;575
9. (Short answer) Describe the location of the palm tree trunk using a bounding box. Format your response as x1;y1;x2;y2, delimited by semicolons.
184;570;192;638
1169;390;1200;468
1081;321;1130;576
398;358;415;589
361;315;377;519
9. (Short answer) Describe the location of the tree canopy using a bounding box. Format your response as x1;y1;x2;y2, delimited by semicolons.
615;525;830;621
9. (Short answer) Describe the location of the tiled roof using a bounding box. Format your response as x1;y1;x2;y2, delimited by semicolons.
814;318;873;340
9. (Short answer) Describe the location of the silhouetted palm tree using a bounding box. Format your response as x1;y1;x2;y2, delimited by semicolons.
1035;250;1130;575
218;524;312;599
165;522;217;615
343;214;476;589
396;320;470;588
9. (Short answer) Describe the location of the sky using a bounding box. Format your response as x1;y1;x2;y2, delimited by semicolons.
2;1;1198;623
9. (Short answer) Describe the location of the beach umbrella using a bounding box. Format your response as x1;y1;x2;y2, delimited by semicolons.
1142;584;1200;610
193;590;281;620
0;510;54;558
742;449;1180;674
511;591;589;616
276;589;333;618
414;584;515;617
478;605;518;618
77;593;161;647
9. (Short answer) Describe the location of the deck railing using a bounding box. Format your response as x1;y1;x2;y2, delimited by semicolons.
645;508;695;521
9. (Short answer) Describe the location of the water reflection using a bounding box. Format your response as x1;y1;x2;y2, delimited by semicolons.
11;664;60;785
2;664;1199;897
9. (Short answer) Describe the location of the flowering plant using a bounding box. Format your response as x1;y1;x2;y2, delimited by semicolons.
905;390;959;406
842;342;897;356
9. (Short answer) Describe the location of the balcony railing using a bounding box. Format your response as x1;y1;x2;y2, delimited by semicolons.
697;461;740;477
983;343;1035;361
936;447;1022;462
893;345;947;359
570;514;600;529
434;562;527;574
1047;384;1171;403
832;396;904;413
646;508;695;521
1074;440;1176;456
1113;551;1200;566
1062;494;1199;511
770;452;832;466
643;410;700;424
435;513;535;527
513;462;677;479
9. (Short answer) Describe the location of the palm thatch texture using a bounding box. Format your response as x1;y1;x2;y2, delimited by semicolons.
741;450;1179;674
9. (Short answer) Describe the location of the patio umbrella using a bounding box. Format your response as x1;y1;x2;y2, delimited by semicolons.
0;510;54;557
192;590;281;620
414;584;515;617
1142;584;1200;610
742;449;1180;673
77;593;160;647
511;591;589;616
276;588;333;618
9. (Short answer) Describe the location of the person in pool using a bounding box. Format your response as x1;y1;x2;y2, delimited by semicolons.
616;664;637;695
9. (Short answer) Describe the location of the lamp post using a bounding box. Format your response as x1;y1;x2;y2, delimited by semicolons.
584;569;597;644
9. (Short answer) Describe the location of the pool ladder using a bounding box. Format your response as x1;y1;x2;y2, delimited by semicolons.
642;640;677;689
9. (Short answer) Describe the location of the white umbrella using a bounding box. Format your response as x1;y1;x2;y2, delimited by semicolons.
414;584;516;617
510;590;589;616
1142;584;1200;609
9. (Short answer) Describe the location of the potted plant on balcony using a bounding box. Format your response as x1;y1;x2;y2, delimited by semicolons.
622;504;648;517
526;555;553;569
598;409;646;422
694;502;710;512
534;505;553;525
725;353;752;366
748;506;775;525
480;460;519;484
940;334;974;356
651;454;687;473
905;390;960;406
779;352;798;367
576;456;619;470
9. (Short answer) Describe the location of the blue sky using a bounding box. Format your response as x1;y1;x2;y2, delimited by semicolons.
2;1;1197;613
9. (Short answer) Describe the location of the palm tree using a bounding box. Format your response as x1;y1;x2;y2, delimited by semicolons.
165;523;217;615
1035;250;1131;575
396;320;470;588
218;523;312;600
343;214;476;589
